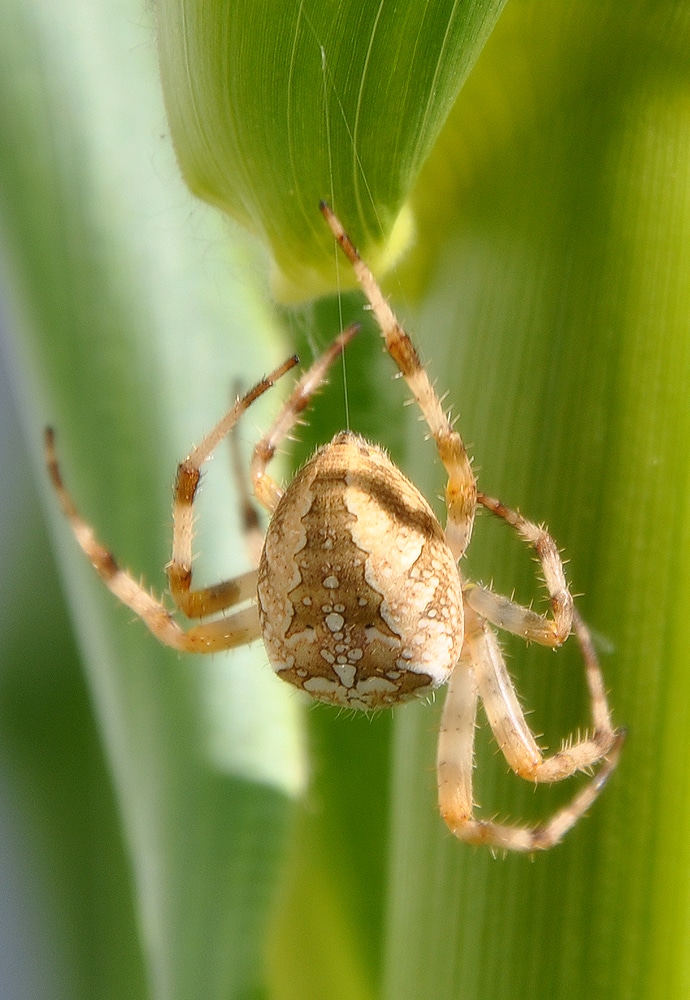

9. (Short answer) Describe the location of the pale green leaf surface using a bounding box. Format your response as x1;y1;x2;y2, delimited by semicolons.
0;1;304;998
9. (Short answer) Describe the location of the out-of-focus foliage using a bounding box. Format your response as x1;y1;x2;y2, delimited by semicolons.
1;1;689;999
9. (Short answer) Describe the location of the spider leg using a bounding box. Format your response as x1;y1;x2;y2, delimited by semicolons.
438;603;623;851
320;202;476;560
168;355;299;618
436;650;480;838
229;387;265;568
45;428;262;653
476;605;618;780
250;323;359;514
465;490;573;646
227;316;346;562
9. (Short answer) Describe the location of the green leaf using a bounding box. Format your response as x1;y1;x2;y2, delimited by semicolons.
0;1;303;998
257;4;690;999
156;0;507;299
378;5;690;998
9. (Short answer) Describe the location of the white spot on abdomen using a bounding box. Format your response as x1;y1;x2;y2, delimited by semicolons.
325;612;345;632
334;662;356;688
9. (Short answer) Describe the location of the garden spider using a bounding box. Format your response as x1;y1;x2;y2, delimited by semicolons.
45;203;623;851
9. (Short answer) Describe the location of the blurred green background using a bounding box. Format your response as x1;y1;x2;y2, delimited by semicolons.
1;2;690;999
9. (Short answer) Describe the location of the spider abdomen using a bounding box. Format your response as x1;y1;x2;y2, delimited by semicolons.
257;431;463;710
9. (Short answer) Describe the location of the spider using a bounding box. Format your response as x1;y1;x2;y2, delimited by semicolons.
45;202;623;851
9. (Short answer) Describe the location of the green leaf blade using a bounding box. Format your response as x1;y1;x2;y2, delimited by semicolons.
156;0;507;299
0;1;303;998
